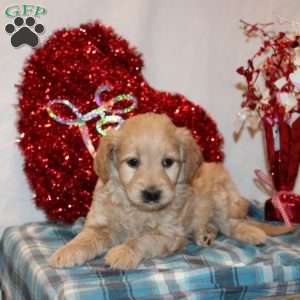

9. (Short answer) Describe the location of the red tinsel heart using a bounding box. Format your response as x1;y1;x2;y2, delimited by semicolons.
18;22;224;223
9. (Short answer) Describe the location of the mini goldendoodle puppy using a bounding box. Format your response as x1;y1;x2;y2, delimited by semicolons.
49;113;293;269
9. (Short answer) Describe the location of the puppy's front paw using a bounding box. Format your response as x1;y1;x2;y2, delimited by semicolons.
49;244;92;268
104;244;141;269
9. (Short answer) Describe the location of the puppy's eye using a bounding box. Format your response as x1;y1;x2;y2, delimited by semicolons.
162;158;175;168
126;158;140;168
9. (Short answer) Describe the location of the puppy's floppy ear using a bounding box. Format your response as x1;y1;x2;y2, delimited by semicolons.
176;127;203;183
93;130;117;183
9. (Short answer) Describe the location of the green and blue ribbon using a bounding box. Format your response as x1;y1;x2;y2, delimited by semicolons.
46;84;137;157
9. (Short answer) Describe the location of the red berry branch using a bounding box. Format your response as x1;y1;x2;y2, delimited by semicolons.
237;20;300;119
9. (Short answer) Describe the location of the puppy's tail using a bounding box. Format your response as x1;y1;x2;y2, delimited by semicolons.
248;219;295;236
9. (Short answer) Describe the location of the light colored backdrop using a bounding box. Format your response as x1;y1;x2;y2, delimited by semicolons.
1;0;299;234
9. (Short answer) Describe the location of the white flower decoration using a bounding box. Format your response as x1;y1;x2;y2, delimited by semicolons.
278;92;297;112
290;69;300;90
234;108;260;134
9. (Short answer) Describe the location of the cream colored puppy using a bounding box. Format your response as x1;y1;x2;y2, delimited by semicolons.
49;113;203;269
49;113;293;269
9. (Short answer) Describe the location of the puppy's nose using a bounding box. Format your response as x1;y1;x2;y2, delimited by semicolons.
142;187;161;203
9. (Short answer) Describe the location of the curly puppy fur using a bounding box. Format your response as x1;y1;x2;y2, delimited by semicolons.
49;113;294;269
192;163;294;246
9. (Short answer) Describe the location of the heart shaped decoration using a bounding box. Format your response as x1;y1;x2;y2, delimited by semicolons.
18;22;224;222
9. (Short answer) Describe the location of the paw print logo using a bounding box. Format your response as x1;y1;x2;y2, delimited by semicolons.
5;17;44;48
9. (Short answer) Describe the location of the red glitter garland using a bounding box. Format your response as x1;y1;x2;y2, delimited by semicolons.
18;22;224;222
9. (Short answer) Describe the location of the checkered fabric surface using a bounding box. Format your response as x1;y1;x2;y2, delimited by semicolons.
1;206;300;300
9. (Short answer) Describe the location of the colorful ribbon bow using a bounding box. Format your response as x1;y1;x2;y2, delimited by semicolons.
46;85;137;157
254;169;293;228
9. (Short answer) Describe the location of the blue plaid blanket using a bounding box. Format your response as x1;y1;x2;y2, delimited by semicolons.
1;206;300;300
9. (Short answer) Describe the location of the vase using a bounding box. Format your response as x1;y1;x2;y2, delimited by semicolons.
263;110;300;223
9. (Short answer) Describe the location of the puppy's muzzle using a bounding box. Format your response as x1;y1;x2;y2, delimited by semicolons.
141;187;161;204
